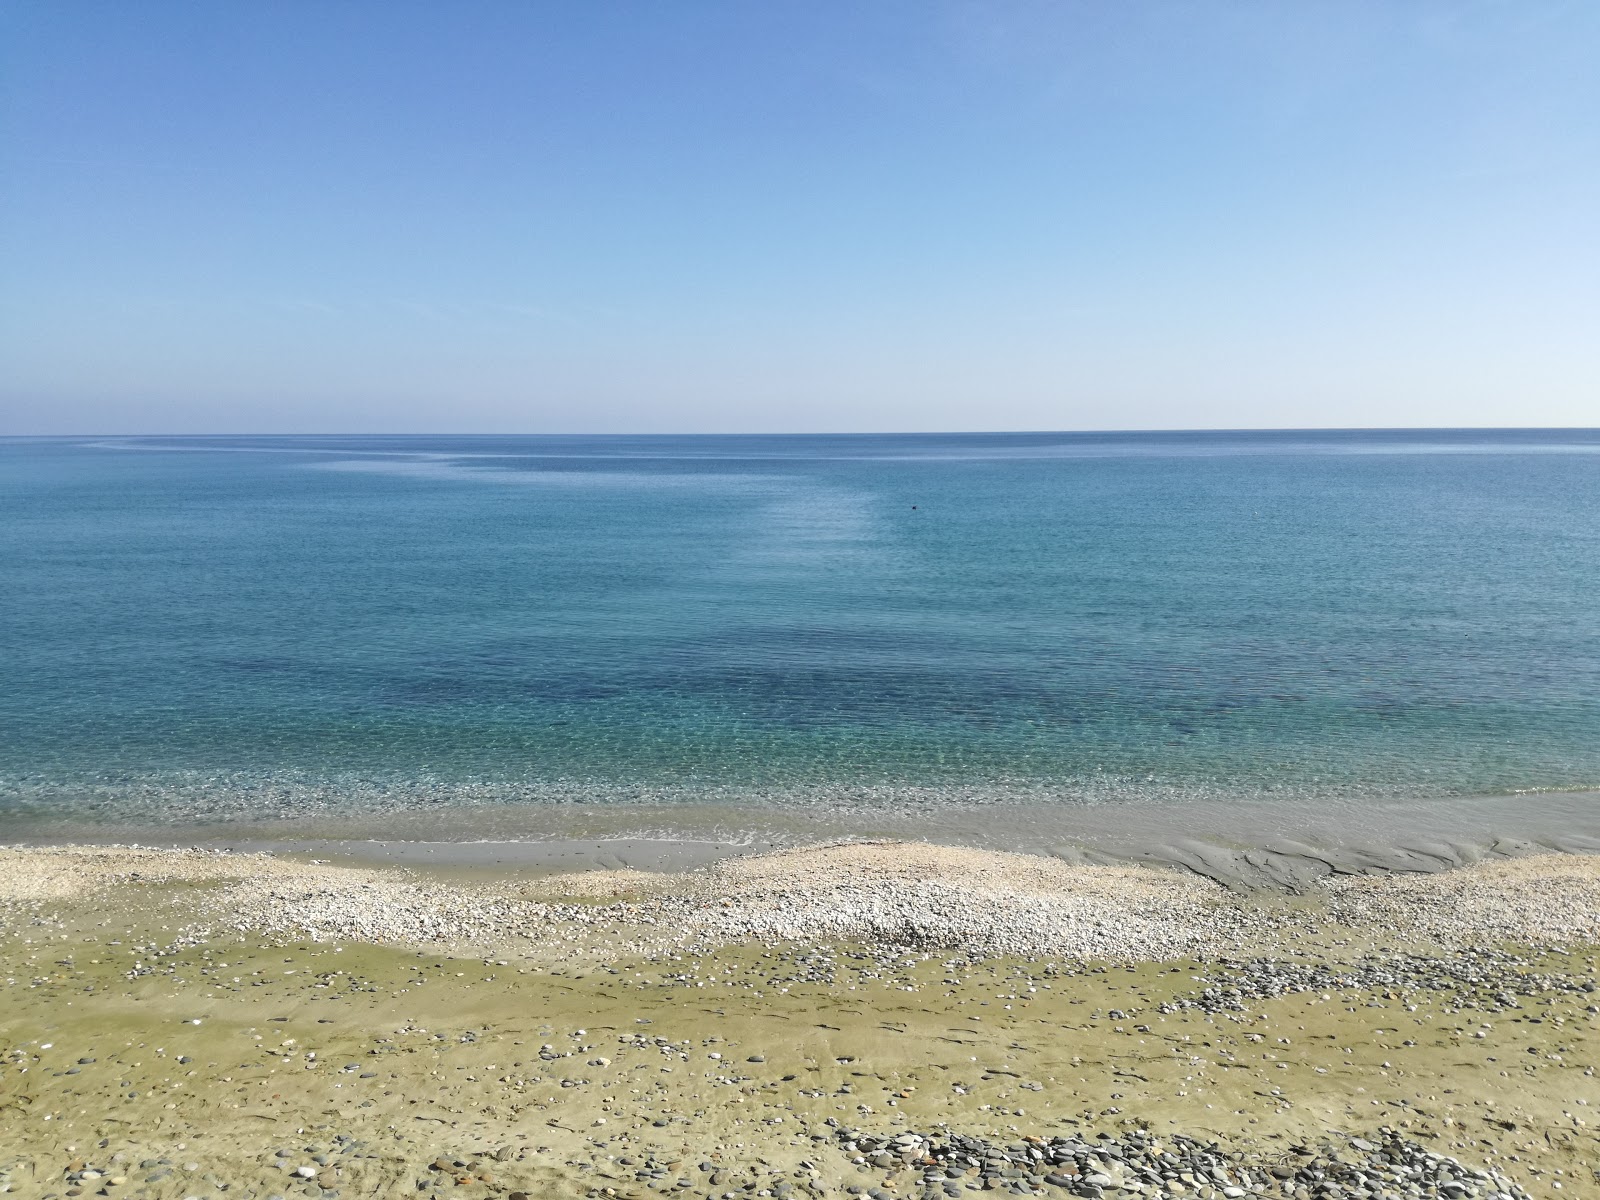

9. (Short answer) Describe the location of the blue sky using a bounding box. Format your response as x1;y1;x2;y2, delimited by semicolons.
2;1;1597;434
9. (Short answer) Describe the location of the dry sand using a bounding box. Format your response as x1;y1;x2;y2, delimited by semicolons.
1;843;1597;1198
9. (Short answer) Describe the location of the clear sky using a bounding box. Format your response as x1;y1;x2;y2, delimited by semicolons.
2;1;1597;435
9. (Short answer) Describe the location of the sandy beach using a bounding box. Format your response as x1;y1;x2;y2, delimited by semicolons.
1;843;1597;1199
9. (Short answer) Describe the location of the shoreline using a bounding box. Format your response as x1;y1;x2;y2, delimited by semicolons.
9;787;1599;891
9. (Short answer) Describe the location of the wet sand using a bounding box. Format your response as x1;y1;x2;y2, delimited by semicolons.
1;844;1597;1199
15;789;1600;892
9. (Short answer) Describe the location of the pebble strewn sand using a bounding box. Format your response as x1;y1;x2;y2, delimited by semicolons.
3;841;1600;957
2;842;1598;1199
1327;854;1600;946
664;843;1244;960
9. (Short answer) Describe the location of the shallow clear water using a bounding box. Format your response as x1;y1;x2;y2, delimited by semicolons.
4;430;1599;833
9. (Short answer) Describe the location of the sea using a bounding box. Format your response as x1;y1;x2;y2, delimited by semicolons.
4;430;1599;852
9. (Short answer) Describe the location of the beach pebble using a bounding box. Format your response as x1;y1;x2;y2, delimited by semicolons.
829;1126;1529;1200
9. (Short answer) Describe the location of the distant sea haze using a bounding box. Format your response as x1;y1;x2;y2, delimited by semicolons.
3;430;1599;837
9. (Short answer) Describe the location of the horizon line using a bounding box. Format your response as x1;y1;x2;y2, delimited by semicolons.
7;425;1600;440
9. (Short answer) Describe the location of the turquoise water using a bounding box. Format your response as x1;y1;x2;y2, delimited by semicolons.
3;431;1599;832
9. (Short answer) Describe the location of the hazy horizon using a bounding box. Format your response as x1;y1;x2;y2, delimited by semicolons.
9;423;1600;439
11;426;1600;443
4;1;1597;435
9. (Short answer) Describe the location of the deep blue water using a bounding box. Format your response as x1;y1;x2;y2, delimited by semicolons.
3;430;1599;831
